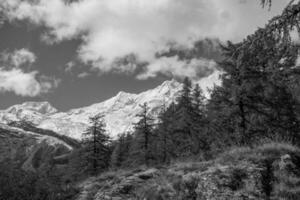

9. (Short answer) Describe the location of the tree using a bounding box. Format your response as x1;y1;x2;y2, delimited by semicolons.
192;83;205;113
190;83;209;154
82;115;111;175
155;101;177;164
110;133;133;168
172;77;195;156
206;1;300;148
129;103;155;166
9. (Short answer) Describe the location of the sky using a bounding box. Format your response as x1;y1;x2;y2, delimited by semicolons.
0;0;290;111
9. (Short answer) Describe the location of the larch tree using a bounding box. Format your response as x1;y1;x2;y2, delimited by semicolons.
129;103;155;166
82;115;111;175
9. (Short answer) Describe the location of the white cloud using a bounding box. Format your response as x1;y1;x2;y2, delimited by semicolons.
1;48;36;67
137;56;217;80
1;0;289;76
0;0;289;83
77;72;90;78
10;48;36;67
0;48;59;97
0;68;59;97
65;61;75;72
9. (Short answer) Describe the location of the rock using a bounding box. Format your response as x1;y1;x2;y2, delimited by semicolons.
279;154;294;170
136;168;158;180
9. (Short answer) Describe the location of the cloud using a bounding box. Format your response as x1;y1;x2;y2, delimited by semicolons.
0;0;289;76
137;56;217;81
65;61;75;72
0;49;59;97
1;48;36;68
77;72;90;78
156;38;224;62
10;48;36;67
0;68;59;97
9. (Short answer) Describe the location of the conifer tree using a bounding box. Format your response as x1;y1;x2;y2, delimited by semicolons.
192;83;205;113
110;133;132;168
129;103;155;166
82;115;111;175
207;7;300;147
155;101;177;164
190;83;209;154
173;77;196;156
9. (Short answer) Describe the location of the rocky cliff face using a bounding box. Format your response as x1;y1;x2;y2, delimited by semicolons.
76;143;300;200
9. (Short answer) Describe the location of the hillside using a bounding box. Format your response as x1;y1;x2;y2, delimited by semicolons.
0;123;76;172
76;143;300;200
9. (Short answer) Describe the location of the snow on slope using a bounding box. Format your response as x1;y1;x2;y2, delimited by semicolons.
0;79;182;140
0;101;57;124
38;79;182;139
0;74;221;140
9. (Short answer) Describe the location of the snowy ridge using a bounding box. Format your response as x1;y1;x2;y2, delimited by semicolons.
39;79;182;139
0;79;183;140
0;74;221;140
0;101;57;124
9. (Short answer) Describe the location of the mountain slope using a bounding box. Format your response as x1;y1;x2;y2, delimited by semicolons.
0;79;183;139
39;79;182;139
0;123;73;172
0;101;57;124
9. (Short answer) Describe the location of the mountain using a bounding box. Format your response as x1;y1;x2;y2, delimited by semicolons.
0;79;183;140
0;101;57;124
0;123;74;172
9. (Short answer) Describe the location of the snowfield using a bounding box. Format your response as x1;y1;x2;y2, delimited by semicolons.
0;79;183;140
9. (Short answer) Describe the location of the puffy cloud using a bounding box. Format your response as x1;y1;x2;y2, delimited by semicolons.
0;68;59;97
10;48;36;67
0;49;59;97
65;61;75;73
1;48;36;68
0;0;289;76
77;72;90;78
137;56;217;81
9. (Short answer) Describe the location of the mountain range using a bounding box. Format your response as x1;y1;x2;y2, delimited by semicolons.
0;79;183;140
0;72;220;140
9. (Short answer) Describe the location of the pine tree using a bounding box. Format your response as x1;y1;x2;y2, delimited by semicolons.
207;12;300;147
192;83;205;113
129;103;154;166
219;41;250;145
173;77;195;156
155;101;177;164
82;115;111;175
110;133;132;168
190;83;209;155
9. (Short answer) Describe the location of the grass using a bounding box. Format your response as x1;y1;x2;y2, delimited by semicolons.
215;142;300;165
77;142;300;200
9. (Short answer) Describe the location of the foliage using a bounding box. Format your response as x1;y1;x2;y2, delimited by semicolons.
0;160;78;200
82;115;112;175
128;103;155;166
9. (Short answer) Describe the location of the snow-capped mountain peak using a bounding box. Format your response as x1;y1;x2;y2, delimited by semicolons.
5;101;57;114
0;79;184;140
0;101;57;124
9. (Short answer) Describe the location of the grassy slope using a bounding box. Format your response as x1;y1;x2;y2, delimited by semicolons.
77;143;300;200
